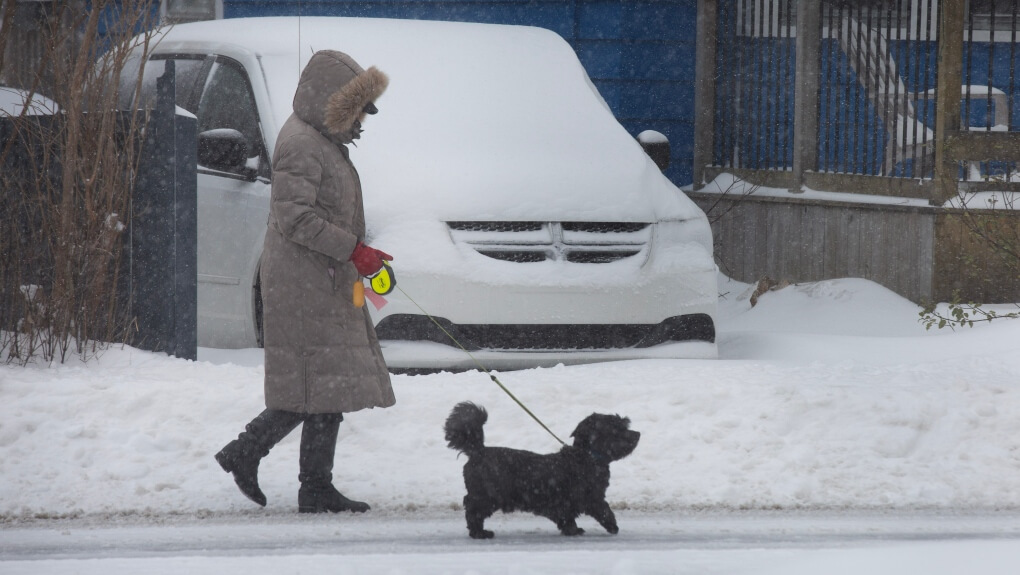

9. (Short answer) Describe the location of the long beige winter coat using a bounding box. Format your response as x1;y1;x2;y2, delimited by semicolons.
260;50;395;414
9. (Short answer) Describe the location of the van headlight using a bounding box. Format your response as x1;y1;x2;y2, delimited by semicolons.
653;217;714;257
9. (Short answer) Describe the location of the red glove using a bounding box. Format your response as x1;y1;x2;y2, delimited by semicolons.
350;242;393;276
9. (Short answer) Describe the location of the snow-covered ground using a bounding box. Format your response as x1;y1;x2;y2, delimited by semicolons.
2;274;1020;572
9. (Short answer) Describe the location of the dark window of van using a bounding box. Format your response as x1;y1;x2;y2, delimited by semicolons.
196;58;267;178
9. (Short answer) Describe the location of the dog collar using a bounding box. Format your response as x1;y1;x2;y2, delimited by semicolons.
587;448;609;464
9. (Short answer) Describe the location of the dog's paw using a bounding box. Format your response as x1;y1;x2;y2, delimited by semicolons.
469;529;495;539
605;524;619;535
560;526;585;536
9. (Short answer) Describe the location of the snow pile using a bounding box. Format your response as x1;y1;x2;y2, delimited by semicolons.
2;275;1019;519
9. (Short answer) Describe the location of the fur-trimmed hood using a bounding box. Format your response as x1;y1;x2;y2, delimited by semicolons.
292;50;388;143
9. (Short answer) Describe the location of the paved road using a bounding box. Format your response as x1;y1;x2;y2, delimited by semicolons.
3;509;1020;574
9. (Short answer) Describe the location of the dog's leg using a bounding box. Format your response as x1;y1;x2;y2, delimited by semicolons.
464;495;495;539
589;502;619;534
555;516;585;536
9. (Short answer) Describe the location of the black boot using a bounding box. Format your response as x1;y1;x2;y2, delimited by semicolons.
215;409;302;506
297;413;370;514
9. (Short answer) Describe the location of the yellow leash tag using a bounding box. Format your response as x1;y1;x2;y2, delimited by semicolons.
352;281;365;308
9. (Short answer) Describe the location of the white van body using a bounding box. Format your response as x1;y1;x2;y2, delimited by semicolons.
131;17;718;369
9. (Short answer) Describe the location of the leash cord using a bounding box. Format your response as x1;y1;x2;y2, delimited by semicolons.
394;285;566;446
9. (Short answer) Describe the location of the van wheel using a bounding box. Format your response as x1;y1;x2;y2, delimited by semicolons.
254;276;265;349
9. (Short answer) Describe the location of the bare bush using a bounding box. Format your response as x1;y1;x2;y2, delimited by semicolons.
1;0;161;364
919;189;1020;329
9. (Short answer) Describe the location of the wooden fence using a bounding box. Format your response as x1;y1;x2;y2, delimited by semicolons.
691;191;1019;304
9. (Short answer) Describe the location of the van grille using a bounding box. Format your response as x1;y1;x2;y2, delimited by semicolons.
375;313;716;351
447;221;651;264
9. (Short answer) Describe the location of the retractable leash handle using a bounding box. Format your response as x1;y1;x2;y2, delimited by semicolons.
368;261;395;295
352;262;394;308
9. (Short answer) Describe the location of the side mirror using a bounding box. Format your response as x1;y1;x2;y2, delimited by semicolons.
637;130;670;172
198;128;250;172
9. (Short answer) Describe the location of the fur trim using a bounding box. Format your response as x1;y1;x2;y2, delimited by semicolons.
324;66;389;136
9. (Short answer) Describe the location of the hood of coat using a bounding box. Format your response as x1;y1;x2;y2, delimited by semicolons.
292;50;388;144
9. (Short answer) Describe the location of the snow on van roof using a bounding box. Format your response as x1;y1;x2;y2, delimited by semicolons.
154;17;703;230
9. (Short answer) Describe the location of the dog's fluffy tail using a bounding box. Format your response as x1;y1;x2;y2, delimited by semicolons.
444;402;487;456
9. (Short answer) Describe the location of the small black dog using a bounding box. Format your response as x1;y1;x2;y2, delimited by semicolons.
444;402;640;539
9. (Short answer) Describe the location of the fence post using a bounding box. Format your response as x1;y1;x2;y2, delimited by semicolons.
692;0;718;190
934;0;965;206
130;60;198;360
791;0;821;193
173;99;198;361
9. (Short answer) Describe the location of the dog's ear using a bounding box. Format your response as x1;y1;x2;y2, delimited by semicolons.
570;417;596;449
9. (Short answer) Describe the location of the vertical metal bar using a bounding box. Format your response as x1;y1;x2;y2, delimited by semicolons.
746;0;756;168
865;5;876;175
772;0;779;168
983;0;996;178
897;0;908;176
842;4;852;173
765;0;774;169
1010;0;1018;180
759;0;767;168
771;0;779;168
884;0;896;175
822;2;833;173
1012;1;1019;129
964;2;974;143
741;0;751;169
748;0;755;168
734;0;746;169
783;0;793;168
713;0;726;167
987;0;995;132
852;4;863;174
822;2;832;172
724;0;734;168
722;1;738;168
912;0;924;173
920;0;935;179
932;0;943;161
755;0;765;167
762;0;769;169
713;0;725;167
834;4;841;172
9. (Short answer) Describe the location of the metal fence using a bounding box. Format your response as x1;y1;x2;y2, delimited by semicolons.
699;0;1020;199
712;0;797;173
818;0;940;179
0;64;197;361
961;0;1020;182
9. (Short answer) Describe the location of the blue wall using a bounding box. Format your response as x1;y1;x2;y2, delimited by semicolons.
223;0;699;185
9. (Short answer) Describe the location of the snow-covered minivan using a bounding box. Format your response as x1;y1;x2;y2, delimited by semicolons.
121;17;718;369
